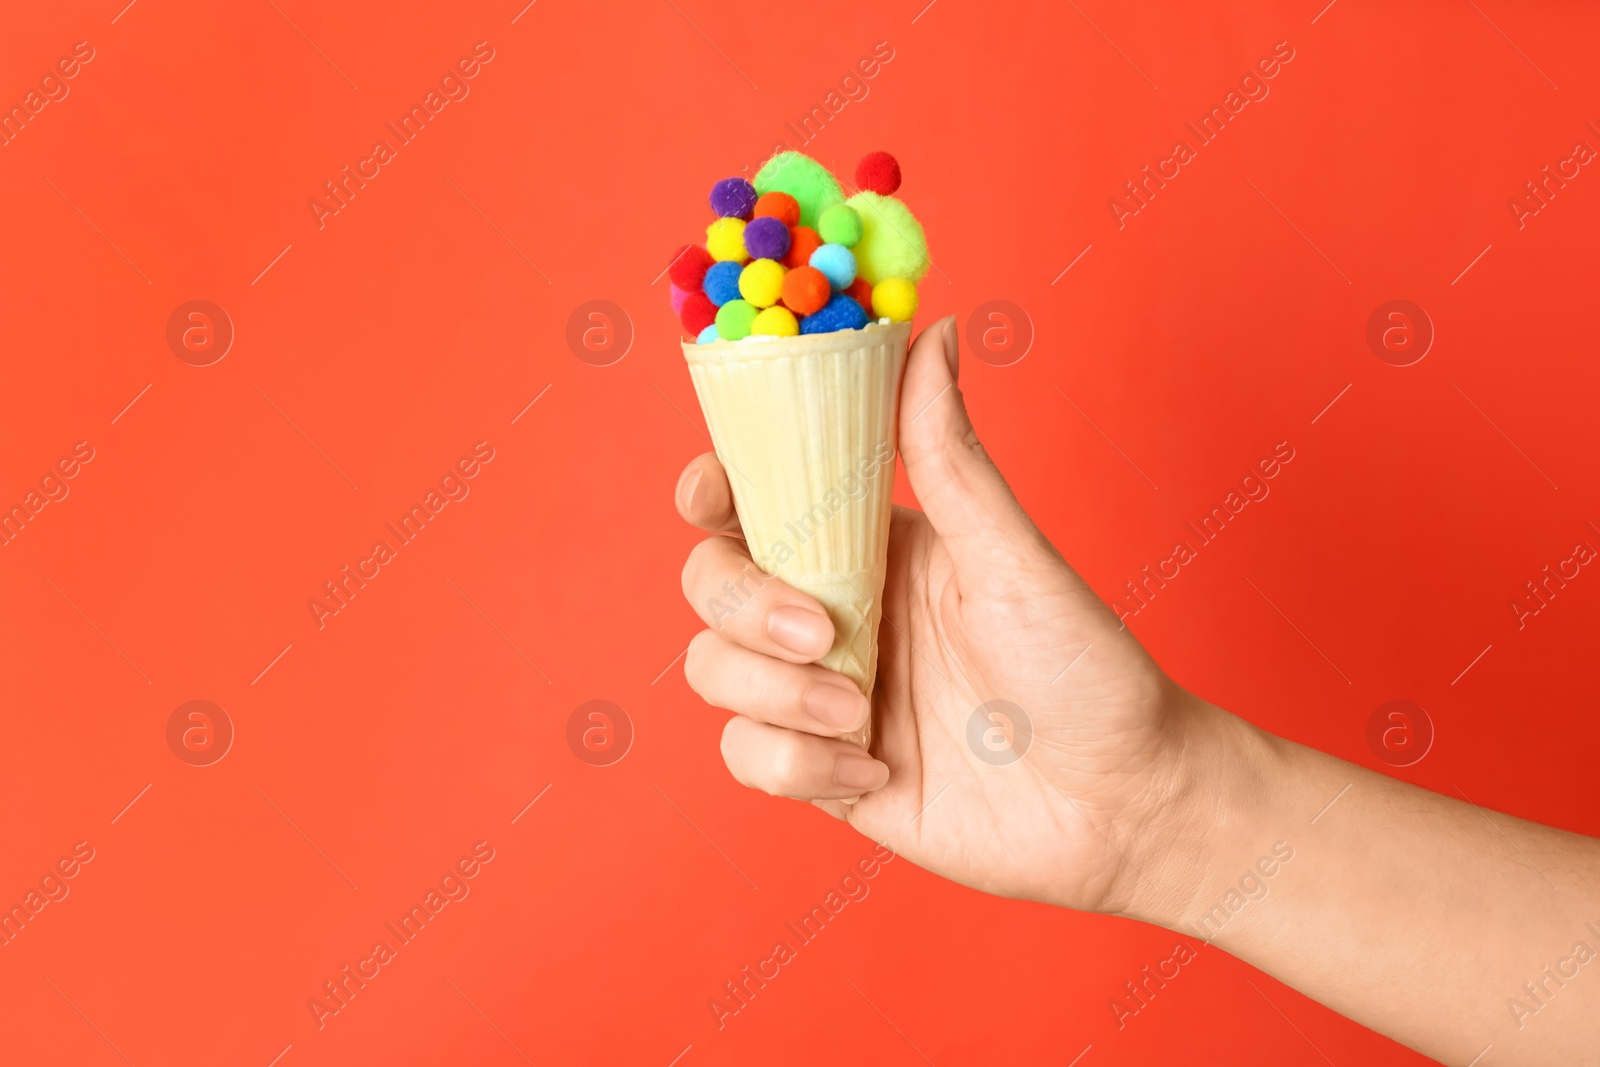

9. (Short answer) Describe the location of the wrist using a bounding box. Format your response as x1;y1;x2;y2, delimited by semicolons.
1101;692;1278;931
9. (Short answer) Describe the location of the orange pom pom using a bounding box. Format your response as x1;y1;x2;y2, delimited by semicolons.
781;265;831;316
753;191;800;228
784;226;823;269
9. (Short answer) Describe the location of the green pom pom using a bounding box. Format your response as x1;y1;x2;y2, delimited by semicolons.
817;204;862;248
846;191;929;285
715;299;758;341
754;152;844;229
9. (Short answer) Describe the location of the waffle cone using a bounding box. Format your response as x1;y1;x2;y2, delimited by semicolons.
682;321;911;748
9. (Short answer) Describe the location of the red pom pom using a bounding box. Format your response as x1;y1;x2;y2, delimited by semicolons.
784;226;823;269
680;291;716;335
781;266;831;316
754;192;800;228
855;151;901;195
668;245;714;291
846;277;876;310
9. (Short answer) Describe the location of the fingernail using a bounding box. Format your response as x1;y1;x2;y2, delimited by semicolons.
767;605;833;658
834;754;889;792
939;315;959;379
804;681;866;730
676;468;704;514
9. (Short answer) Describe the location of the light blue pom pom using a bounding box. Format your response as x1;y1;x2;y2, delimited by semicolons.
808;243;857;291
696;324;720;344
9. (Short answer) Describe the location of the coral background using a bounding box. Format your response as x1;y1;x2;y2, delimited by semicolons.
2;0;1597;1064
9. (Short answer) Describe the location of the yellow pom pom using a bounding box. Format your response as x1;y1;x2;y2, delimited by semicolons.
738;259;786;308
750;306;799;337
871;278;918;323
706;218;747;262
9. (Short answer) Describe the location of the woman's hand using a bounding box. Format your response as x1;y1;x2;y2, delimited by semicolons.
675;316;1600;1066
675;316;1201;915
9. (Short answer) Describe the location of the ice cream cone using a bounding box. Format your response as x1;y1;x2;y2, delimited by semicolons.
683;320;912;749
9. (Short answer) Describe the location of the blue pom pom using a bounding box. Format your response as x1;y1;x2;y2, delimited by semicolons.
703;261;743;306
800;294;869;334
696;324;720;344
709;177;758;219
809;243;857;290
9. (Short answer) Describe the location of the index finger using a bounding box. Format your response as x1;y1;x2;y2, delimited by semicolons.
674;452;743;534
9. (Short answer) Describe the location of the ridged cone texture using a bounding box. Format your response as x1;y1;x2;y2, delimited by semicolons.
683;321;912;749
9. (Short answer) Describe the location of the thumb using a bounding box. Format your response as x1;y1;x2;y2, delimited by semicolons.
896;315;1059;595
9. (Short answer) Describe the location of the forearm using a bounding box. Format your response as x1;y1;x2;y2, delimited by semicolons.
1121;699;1600;1066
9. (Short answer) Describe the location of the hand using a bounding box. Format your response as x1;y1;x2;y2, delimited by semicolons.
675;315;1201;914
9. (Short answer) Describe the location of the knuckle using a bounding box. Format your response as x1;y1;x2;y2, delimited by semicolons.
793;678;821;723
764;734;806;795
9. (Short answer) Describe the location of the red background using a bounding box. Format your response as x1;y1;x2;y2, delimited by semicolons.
2;0;1597;1063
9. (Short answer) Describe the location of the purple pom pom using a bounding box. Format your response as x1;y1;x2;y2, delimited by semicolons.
800;294;869;334
709;177;758;219
743;216;791;261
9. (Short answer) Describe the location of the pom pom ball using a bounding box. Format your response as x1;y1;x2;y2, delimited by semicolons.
703;260;743;306
855;151;901;196
738;259;786;308
809;243;857;290
780;265;831;316
784;226;823;269
705;217;748;262
669;282;691;314
753;191;800;227
754;152;845;228
668;244;713;290
680;291;717;336
817;204;862;248
743;216;791;261
709;177;758;219
750;306;800;337
715;299;758;341
845;277;876;312
696;324;720;344
800;294;869;334
871;278;918;323
845;191;929;283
